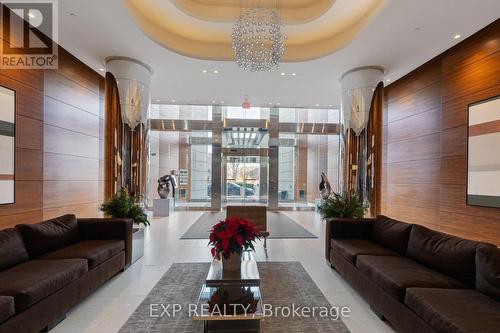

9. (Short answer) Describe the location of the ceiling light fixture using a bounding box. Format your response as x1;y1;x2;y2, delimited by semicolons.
454;34;461;39
281;72;286;76
316;104;320;107
213;70;219;74
386;78;391;82
292;73;297;76
99;68;105;72
232;3;286;72
28;12;35;19
202;69;207;73
171;99;176;103
220;101;225;104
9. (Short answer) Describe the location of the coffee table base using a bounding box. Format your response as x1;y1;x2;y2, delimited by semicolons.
204;319;260;333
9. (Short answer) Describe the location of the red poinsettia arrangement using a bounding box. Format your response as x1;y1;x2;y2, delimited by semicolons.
209;217;260;259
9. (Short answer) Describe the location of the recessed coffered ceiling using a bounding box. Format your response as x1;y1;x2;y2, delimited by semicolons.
57;0;500;109
124;0;387;61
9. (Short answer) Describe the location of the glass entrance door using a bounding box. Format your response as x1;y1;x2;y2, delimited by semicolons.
222;155;268;206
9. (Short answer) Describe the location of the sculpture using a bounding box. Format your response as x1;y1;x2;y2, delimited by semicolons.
319;172;332;199
158;175;174;199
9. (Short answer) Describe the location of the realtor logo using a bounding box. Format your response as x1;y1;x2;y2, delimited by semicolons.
0;0;58;69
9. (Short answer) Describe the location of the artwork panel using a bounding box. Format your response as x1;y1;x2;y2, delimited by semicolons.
467;95;500;208
469;97;500;126
0;87;15;123
467;171;500;196
0;180;14;204
468;133;500;167
0;136;14;174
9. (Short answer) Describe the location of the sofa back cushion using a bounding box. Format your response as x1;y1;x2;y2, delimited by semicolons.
0;228;29;271
476;244;500;302
406;225;483;286
372;215;412;254
16;214;80;258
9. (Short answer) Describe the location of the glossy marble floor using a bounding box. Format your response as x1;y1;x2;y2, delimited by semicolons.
52;211;395;333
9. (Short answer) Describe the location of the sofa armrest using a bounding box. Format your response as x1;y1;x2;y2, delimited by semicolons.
325;218;375;262
78;218;133;267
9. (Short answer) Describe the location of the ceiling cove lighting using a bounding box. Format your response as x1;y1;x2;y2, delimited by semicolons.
232;2;286;72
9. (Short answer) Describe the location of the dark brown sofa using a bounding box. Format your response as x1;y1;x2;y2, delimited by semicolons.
326;216;500;333
0;214;132;333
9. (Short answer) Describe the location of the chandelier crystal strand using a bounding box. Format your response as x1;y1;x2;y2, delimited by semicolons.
232;0;286;72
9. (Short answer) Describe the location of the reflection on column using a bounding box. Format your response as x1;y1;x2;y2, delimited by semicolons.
340;67;384;217
105;57;152;206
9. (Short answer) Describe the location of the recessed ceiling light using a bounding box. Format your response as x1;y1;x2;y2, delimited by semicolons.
99;68;105;72
316;104;320;107
291;73;297;76
277;102;281;106
171;99;176;103
213;70;219;74
268;102;273;105
329;104;333;107
202;70;207;74
454;34;461;39
280;72;286;76
212;100;216;104
386;78;391;82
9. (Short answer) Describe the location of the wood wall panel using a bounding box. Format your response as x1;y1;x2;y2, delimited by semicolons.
42;48;103;220
43;125;100;159
0;12;103;228
382;19;500;245
44;97;100;137
387;107;441;143
387;133;441;163
0;69;43;226
44;153;99;181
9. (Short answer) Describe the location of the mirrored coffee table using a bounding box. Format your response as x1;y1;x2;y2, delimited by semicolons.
193;252;264;332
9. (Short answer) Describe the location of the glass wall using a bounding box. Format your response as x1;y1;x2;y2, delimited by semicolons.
150;104;340;209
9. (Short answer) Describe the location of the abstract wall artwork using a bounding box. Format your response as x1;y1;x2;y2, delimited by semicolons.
467;95;500;208
0;86;15;204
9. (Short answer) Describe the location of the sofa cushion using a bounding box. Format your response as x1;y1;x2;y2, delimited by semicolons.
356;255;466;301
476;244;500;302
40;240;125;269
372;215;412;254
405;288;500;333
16;214;81;258
406;225;483;286
0;228;29;271
0;259;87;311
331;239;399;264
0;296;15;324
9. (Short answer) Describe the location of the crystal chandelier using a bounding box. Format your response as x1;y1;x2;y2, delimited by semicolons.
232;2;286;72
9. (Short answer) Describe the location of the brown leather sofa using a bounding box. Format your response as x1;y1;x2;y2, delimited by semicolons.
326;215;500;333
0;214;132;333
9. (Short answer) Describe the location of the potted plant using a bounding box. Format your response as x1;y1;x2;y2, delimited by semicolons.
101;188;149;263
101;188;150;226
317;191;366;219
209;217;260;273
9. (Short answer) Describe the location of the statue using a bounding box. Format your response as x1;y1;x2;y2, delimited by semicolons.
319;172;332;199
158;175;174;199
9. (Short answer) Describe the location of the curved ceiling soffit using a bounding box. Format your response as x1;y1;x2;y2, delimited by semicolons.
172;0;336;24
124;0;388;62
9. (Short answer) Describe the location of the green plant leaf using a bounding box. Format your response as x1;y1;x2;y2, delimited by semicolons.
101;188;150;226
